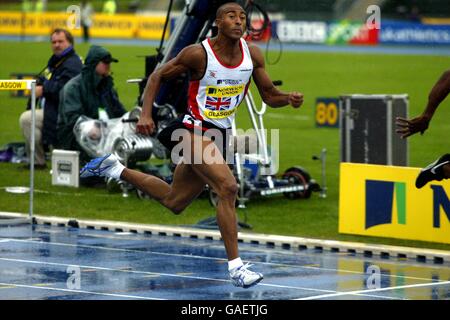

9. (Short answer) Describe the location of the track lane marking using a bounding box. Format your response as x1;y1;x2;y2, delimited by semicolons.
0;282;163;300
0;257;400;300
295;281;450;300
4;238;443;284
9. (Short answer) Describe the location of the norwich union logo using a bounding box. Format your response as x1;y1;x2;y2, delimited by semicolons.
365;180;406;229
431;185;450;228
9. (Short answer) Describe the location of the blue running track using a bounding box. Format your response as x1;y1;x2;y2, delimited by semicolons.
0;223;449;300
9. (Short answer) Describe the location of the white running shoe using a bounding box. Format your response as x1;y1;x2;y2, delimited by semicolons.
229;263;263;288
80;154;124;180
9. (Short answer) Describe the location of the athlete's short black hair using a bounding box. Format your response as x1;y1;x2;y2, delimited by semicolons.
216;2;245;19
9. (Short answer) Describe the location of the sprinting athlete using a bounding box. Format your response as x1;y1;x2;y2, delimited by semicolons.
80;2;303;288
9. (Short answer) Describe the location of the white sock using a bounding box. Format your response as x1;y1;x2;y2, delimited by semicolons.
109;161;125;180
228;257;243;271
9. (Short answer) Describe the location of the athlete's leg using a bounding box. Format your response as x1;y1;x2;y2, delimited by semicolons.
190;137;263;288
120;163;205;214
80;132;263;287
444;163;450;178
416;154;450;188
81;124;205;214
193;163;239;260
186;136;239;261
160;164;207;213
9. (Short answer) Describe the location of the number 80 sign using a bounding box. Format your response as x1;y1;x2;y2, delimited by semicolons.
315;98;339;128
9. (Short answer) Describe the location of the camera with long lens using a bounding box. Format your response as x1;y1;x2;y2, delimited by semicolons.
74;105;176;168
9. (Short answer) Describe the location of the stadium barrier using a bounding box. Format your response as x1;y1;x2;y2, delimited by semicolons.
339;163;450;244
380;20;450;45
0;11;168;40
1;11;449;45
276;19;450;45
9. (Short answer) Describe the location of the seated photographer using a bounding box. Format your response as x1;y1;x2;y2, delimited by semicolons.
57;45;126;164
19;29;82;169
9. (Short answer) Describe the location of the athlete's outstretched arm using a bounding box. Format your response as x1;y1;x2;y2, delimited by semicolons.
137;45;205;135
249;44;303;108
396;69;450;138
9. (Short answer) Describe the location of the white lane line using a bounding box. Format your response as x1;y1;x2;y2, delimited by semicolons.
0;257;228;284
0;187;112;198
295;280;450;300
0;257;325;291
72;231;449;274
265;113;310;121
0;282;162;300
4;238;443;284
0;257;400;300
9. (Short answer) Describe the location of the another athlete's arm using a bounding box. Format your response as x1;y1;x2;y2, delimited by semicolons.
396;69;450;138
137;45;205;135
249;44;303;108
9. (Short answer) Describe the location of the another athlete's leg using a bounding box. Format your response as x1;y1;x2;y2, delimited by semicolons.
444;163;450;178
416;154;450;188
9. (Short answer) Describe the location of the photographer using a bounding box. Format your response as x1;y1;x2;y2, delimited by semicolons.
19;29;82;169
57;45;126;164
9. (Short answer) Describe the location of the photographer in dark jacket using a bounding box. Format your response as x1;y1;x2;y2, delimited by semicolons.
19;29;82;169
57;45;126;163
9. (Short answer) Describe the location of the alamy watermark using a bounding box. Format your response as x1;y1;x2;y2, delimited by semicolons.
366;5;381;30
366;264;381;289
168;126;279;174
66;265;81;290
66;5;81;30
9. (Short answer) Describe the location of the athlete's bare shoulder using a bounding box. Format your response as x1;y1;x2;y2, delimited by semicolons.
246;42;264;68
177;44;205;60
176;44;206;79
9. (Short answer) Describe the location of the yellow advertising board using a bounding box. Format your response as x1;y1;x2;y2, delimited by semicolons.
0;12;168;40
339;163;450;244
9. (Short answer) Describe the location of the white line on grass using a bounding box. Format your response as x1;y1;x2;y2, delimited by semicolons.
0;187;112;197
265;113;310;121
